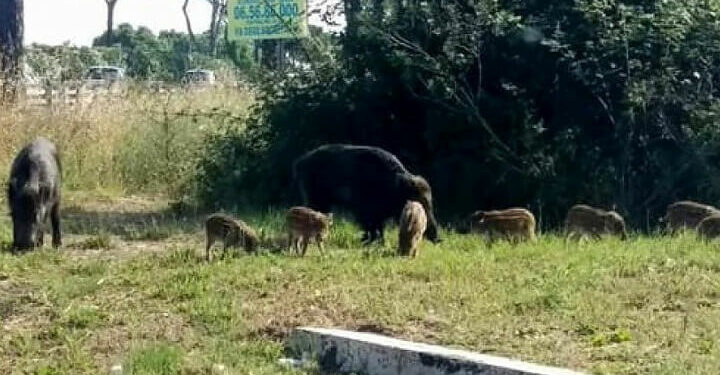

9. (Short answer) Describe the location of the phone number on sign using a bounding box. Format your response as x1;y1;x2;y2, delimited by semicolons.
233;2;300;21
235;24;299;37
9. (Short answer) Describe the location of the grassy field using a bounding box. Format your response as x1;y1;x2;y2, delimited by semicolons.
0;193;719;375
0;86;253;196
1;89;718;374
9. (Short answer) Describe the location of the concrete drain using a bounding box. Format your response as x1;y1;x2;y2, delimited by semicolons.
285;327;587;375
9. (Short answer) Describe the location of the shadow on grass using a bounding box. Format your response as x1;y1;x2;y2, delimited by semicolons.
60;201;376;254
60;204;293;246
61;204;206;241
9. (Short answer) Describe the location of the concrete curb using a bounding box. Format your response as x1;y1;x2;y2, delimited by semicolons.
287;327;587;375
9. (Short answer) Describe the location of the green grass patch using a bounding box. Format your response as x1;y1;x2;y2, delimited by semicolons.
126;344;183;375
74;233;114;250
1;213;720;374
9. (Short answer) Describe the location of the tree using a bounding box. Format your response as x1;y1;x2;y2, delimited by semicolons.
92;24;249;80
196;0;720;230
207;0;227;57
104;0;119;46
343;0;360;41
182;0;196;45
0;0;23;103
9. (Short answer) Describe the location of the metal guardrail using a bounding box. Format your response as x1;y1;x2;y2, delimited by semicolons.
18;80;251;107
20;82;123;107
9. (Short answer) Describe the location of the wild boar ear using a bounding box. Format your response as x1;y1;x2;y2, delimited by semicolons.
327;213;334;224
411;175;429;193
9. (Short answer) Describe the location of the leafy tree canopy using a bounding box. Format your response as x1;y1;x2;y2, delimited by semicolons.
196;0;720;230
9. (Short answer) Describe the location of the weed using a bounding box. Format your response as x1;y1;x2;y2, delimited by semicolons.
0;87;253;197
122;225;175;242
74;232;113;250
61;305;106;330
126;344;183;375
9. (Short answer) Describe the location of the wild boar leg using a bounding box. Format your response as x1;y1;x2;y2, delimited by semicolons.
51;202;62;248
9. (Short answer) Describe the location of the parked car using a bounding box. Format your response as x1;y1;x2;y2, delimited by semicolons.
82;66;125;91
182;69;216;88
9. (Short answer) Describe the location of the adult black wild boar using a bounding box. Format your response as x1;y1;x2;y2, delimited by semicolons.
292;144;440;244
7;138;62;250
664;200;720;233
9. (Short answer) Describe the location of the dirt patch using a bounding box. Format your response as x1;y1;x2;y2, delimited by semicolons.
244;285;380;342
63;193;172;214
86;310;196;366
249;309;397;342
0;280;57;372
64;234;202;261
0;280;51;333
354;322;395;335
53;193;204;260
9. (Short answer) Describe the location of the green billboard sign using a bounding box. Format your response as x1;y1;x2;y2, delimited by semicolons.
228;0;308;40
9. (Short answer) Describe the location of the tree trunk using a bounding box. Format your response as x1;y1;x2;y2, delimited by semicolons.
260;40;278;69
0;0;23;103
207;0;227;57
343;0;360;58
373;0;384;23
183;0;196;43
209;0;220;57
344;0;360;36
105;0;118;46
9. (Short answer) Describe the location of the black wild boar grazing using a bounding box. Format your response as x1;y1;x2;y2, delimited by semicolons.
565;204;627;240
664;200;720;234
292;144;440;244
697;214;720;241
7;138;62;250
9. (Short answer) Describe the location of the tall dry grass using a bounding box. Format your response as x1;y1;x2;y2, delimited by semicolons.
0;85;254;198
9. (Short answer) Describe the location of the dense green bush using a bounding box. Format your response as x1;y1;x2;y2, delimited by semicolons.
25;44;121;82
26;24;254;83
196;0;720;230
193;120;253;210
92;23;253;81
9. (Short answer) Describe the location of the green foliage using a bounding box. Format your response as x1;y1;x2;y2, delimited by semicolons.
116;110;203;197
1;86;253;198
3;220;720;373
194;122;254;209
26;24;253;84
25;44;121;82
126;344;183;375
61;305;106;330
196;0;720;230
92;23;253;81
591;328;633;347
74;232;113;250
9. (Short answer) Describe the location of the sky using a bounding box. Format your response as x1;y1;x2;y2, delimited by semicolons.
25;0;340;47
26;0;213;46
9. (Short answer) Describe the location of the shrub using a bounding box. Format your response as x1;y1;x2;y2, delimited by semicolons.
194;0;720;230
0;86;253;198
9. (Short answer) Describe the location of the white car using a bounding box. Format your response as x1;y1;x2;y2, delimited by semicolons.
182;69;216;87
83;66;125;91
